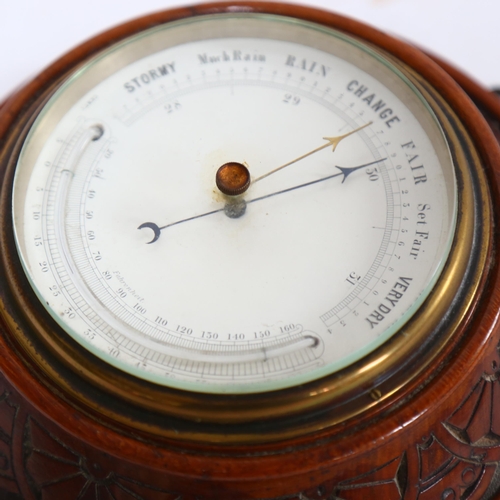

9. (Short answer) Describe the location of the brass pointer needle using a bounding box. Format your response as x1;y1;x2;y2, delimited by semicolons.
252;121;373;184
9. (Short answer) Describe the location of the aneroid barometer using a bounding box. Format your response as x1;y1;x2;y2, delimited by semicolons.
1;2;500;499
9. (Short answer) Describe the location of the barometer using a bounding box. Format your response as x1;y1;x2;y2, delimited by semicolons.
1;2;500;499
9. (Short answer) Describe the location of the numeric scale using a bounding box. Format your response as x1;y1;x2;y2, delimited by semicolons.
1;2;500;499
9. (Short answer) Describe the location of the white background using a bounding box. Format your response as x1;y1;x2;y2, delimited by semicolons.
1;0;499;100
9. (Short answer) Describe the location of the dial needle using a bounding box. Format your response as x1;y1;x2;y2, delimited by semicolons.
252;121;373;184
138;157;386;244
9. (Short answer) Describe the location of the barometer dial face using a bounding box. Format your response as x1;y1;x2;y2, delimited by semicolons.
12;14;456;395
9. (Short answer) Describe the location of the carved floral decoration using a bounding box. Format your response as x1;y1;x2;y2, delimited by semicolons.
1;355;500;498
24;417;183;500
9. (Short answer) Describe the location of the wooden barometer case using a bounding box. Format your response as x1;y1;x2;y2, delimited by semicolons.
1;2;500;499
